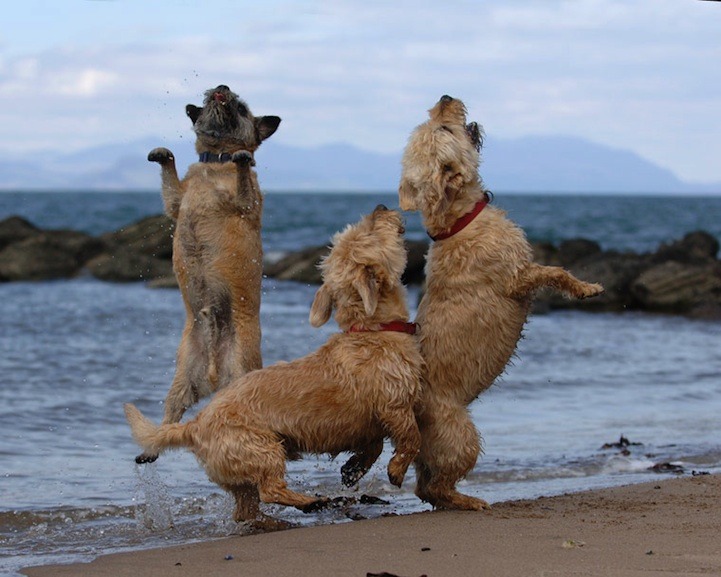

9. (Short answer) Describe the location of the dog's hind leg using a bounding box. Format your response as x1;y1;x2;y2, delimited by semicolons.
148;147;184;220
414;404;490;511
224;482;261;522
511;263;603;300
341;438;384;487
198;289;233;389
258;478;330;513
380;409;422;488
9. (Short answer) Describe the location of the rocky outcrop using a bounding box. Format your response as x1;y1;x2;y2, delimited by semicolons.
0;213;719;319
90;215;175;282
0;228;105;281
0;214;172;283
534;231;721;319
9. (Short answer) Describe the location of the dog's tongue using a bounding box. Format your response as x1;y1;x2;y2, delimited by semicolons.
213;92;227;103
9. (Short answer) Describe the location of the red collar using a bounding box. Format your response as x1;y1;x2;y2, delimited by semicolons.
429;197;488;241
348;320;418;335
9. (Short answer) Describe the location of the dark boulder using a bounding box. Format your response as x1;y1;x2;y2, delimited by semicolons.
0;230;105;281
263;245;328;284
0;216;40;251
87;247;174;282
652;231;719;264
556;238;603;267
630;260;721;315
101;214;175;259
402;240;428;285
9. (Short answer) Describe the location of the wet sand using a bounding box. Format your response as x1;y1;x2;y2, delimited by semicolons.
22;474;721;577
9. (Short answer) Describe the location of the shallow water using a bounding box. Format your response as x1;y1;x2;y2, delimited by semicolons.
2;191;721;575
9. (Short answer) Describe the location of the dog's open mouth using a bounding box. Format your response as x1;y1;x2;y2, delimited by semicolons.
213;91;228;105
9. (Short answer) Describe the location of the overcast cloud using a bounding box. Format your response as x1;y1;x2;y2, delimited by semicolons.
1;0;720;182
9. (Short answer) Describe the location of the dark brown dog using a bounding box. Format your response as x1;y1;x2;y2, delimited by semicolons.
138;85;280;463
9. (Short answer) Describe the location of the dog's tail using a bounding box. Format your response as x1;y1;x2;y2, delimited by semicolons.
124;403;195;456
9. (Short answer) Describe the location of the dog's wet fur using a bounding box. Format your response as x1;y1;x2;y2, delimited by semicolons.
138;86;280;463
389;95;604;510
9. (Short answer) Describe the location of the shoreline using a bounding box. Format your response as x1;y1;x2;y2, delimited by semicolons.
21;474;721;577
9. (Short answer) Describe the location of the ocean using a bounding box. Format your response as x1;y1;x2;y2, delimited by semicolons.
1;191;721;575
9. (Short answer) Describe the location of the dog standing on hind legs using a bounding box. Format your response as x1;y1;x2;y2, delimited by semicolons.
394;95;604;510
125;206;424;522
137;85;281;464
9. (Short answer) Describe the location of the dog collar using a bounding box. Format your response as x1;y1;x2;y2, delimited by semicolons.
348;321;418;335
198;152;234;163
428;196;489;241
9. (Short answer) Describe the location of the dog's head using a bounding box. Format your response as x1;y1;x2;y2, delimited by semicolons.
309;205;409;330
399;95;484;221
186;85;281;154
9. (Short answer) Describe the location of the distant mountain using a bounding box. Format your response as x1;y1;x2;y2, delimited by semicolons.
1;136;718;194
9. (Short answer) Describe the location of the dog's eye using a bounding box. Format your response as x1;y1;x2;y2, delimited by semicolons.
442;164;453;173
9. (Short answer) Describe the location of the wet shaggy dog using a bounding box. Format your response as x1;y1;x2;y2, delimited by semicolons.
125;206;424;521
396;95;604;510
138;86;281;463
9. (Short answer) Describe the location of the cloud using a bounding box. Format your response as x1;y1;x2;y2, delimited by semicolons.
0;0;720;182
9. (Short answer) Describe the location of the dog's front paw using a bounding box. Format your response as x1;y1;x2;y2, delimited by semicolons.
135;452;159;464
387;457;409;488
148;147;175;164
341;456;369;487
231;150;256;167
579;282;604;299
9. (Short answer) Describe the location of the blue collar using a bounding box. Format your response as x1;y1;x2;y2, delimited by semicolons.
198;152;234;163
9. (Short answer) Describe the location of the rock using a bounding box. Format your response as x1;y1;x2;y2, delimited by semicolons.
402;240;428;285
531;241;561;267
263;245;328;284
0;230;104;281
87;248;174;282
653;231;719;264
0;216;40;250
539;251;649;312
556;238;602;267
630;260;721;314
101;214;174;259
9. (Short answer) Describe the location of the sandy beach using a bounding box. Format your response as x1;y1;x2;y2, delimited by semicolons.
21;473;721;577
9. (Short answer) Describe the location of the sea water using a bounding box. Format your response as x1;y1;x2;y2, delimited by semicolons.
1;191;720;575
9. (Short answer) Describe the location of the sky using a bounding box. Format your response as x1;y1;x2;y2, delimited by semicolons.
1;0;720;183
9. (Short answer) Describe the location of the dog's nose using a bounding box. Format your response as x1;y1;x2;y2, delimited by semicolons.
375;204;389;212
440;94;453;103
216;84;230;91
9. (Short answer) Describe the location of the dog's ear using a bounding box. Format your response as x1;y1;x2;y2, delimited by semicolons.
354;266;379;317
186;105;202;125
398;179;420;211
256;116;281;142
419;169;450;221
309;284;333;327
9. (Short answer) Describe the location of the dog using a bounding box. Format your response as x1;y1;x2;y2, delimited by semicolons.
125;205;424;522
393;95;604;510
137;86;281;463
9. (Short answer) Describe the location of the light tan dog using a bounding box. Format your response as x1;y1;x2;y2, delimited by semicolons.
137;86;280;463
125;206;424;521
396;95;604;510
